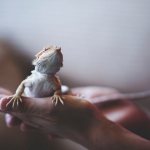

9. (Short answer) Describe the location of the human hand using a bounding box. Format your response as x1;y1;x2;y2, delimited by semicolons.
0;87;150;150
0;88;102;149
1;86;118;131
1;86;150;138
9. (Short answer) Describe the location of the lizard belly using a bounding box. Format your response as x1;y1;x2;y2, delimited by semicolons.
24;79;54;98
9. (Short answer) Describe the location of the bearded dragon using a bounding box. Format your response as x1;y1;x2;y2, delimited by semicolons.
6;46;65;108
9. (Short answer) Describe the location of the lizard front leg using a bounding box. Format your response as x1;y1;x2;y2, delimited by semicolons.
51;90;64;106
6;80;26;108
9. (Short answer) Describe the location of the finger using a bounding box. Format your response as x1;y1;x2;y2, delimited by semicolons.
0;96;10;111
5;113;22;127
20;123;37;132
0;96;54;114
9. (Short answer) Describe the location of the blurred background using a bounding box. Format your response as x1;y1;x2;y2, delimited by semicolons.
0;0;150;150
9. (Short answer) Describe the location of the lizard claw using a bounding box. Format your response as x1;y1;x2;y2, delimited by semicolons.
6;95;22;108
51;95;64;106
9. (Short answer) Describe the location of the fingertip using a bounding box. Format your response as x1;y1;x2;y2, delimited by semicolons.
0;97;10;111
5;113;12;127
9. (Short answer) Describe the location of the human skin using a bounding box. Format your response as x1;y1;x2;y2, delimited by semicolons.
0;88;150;150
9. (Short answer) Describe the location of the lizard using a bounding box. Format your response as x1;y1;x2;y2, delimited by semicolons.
6;45;64;108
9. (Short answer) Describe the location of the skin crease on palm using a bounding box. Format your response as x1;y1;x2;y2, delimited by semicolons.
0;88;150;150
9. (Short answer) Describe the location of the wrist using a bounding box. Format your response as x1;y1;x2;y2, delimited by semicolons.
83;110;150;150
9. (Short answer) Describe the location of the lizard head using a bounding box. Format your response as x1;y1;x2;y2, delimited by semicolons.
33;46;63;74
